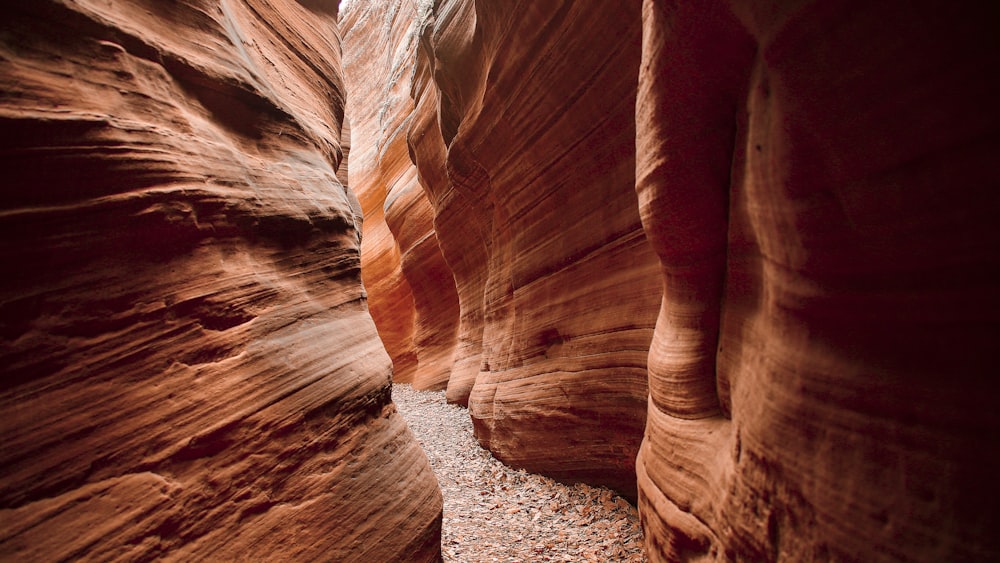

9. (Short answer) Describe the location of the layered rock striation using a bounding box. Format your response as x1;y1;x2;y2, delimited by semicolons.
342;0;459;391
0;0;441;560
348;0;1000;560
636;0;1000;560
341;2;419;385
404;0;663;496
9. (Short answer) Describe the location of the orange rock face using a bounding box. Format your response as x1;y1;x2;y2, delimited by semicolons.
385;178;460;391
346;0;999;559
636;0;1000;560
340;3;417;383
407;0;662;496
403;22;464;394
341;3;419;384
0;1;441;560
342;1;459;391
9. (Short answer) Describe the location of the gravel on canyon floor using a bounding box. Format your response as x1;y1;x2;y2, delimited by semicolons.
391;383;647;563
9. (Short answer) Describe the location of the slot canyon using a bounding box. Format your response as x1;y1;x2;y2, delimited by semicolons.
1;0;997;560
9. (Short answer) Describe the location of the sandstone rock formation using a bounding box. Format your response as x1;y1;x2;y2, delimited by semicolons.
346;0;1000;559
0;1;441;560
341;0;420;384
636;0;1000;560
405;12;466;397
28;0;990;559
342;0;459;391
405;0;663;496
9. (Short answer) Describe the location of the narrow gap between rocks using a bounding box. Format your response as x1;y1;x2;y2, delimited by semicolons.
392;384;647;563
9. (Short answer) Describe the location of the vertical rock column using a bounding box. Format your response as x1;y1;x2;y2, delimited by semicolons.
634;0;754;557
636;0;1000;560
0;0;442;560
410;0;495;405
406;27;466;395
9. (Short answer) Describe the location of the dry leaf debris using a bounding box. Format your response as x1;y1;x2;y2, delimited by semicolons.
392;383;648;563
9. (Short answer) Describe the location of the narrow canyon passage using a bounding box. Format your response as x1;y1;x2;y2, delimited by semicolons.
391;384;646;562
2;0;999;560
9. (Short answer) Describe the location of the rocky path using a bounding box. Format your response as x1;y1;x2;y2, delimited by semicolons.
391;384;647;562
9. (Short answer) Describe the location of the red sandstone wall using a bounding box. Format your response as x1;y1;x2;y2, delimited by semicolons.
407;0;662;496
341;2;420;384
403;6;465;394
342;0;460;391
368;0;1000;559
636;1;1000;560
407;0;492;405
0;1;441;560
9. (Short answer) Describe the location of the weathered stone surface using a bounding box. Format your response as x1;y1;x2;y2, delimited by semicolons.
408;0;662;496
341;1;417;385
0;1;441;560
403;12;465;394
407;0;489;405
636;0;1000;560
385;178;460;391
342;0;459;391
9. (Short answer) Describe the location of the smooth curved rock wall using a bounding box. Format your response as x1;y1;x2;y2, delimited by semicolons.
342;0;459;391
402;6;465;394
341;1;420;384
636;0;1000;560
0;1;441;560
409;0;662;496
384;177;460;391
408;0;492;405
195;0;1000;558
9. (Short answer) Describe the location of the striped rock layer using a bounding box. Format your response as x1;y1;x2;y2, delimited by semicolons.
350;0;1000;561
0;1;441;560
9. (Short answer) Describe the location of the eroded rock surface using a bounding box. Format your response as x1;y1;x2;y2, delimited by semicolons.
340;1;418;385
0;1;441;560
342;0;459;391
407;0;662;497
346;0;1000;560
636;1;1000;560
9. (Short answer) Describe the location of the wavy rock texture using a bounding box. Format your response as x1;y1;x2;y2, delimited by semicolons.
409;0;662;496
408;0;490;407
0;1;441;560
636;0;1000;560
403;12;467;396
342;0;459;391
340;1;417;385
384;173;460;391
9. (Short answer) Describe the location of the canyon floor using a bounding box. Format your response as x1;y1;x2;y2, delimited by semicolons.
391;384;647;562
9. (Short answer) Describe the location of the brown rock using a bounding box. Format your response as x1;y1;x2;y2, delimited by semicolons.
385;179;460;391
342;0;460;392
407;0;662;496
0;0;441;560
408;0;492;406
636;0;1000;560
351;0;1000;558
406;29;468;397
341;2;420;384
